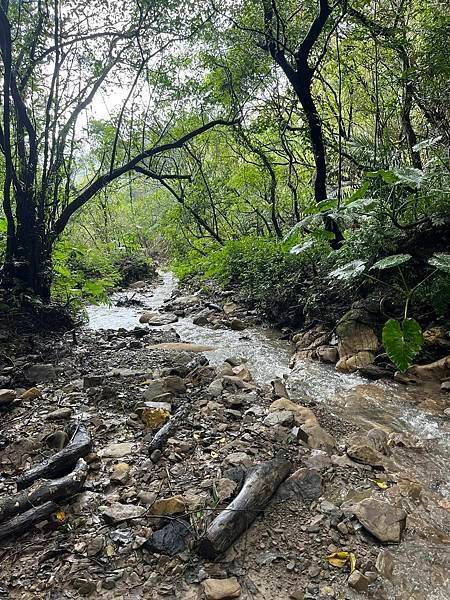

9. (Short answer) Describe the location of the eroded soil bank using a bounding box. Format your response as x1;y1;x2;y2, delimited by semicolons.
0;272;449;599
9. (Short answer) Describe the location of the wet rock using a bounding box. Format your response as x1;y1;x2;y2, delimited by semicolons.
358;365;393;380
231;364;252;382
229;319;246;331
98;442;134;458
271;377;289;399
336;310;378;368
144;520;191;556
147;342;216;353
346;443;385;467
26;363;56;383
336;351;376;373
150;496;186;516
0;389;15;405
101;502;146;523
375;549;394;581
201;577;241;599
348;570;369;592
46;407;73;420
208;379;224;398
407;355;450;381
139;312;178;325
316;346;338;364
263;410;294;427
367;428;390;455
275;468;322;501
225;356;246;367
351;498;406;542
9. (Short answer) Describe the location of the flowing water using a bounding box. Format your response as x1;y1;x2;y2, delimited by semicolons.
87;271;450;599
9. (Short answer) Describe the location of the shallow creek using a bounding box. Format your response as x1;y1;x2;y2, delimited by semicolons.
87;271;450;599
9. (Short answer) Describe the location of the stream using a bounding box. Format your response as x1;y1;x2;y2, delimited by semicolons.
87;271;450;599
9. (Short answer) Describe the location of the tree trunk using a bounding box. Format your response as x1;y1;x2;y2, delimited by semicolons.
293;73;344;247
1;193;52;302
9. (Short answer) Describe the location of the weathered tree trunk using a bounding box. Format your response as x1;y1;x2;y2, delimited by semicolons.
0;459;88;524
0;501;58;541
294;74;344;247
1;193;52;302
198;457;292;559
17;424;92;490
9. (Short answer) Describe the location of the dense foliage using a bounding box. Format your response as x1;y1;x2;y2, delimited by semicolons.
1;0;449;365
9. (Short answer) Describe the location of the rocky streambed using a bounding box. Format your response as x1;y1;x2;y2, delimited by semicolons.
0;272;449;599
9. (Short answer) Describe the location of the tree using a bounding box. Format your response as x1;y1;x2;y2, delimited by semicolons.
0;0;235;301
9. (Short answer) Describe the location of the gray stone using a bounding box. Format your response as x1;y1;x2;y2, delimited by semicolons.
26;364;56;383
348;570;369;592
275;468;322;502
201;578;241;599
352;498;406;542
98;442;134;458
375;549;394;581
100;502;146;523
46;407;72;420
0;389;15;405
83;375;104;388
263;410;294;427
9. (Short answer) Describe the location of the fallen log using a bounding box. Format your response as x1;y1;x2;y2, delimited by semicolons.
198;457;292;559
17;423;92;490
0;501;57;542
0;459;88;524
148;403;190;454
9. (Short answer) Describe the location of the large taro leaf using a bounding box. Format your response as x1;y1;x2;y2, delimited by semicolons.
428;253;450;274
370;254;412;270
382;318;423;372
328;260;366;281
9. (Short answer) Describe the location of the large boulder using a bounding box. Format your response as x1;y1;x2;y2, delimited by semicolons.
269;398;335;451
335;309;379;373
350;498;406;542
407;355;450;382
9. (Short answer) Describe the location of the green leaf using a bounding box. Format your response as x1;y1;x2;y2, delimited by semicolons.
328;260;366;281
428;253;450;273
392;167;424;188
412;136;442;152
382;318;423;372
370;254;412;270
290;240;315;255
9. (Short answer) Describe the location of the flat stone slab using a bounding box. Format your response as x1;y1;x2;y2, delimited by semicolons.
147;342;216;352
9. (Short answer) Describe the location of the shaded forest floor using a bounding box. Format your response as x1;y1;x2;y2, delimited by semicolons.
0;278;449;600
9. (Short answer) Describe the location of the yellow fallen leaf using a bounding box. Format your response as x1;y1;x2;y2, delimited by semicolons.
349;552;357;573
371;478;389;490
54;510;66;522
326;551;357;573
141;407;170;429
